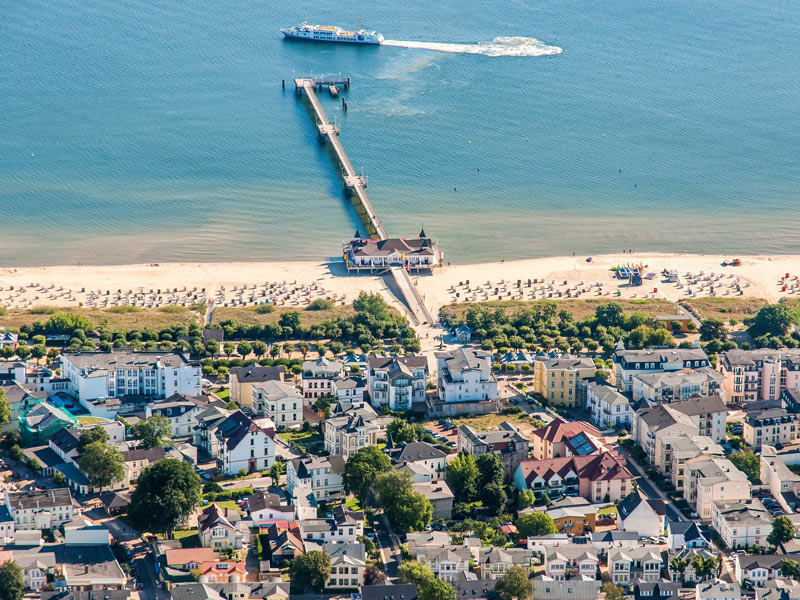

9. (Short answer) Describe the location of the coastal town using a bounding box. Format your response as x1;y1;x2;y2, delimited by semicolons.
1;271;800;600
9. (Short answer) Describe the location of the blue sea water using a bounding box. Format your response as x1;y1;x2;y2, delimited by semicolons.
1;0;799;266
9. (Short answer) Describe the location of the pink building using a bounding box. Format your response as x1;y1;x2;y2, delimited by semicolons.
717;349;800;404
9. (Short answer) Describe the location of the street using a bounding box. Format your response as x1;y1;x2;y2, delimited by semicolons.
373;513;400;579
620;447;685;522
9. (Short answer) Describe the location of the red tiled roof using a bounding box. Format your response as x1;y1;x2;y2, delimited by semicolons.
532;418;603;444
518;452;631;486
165;547;214;566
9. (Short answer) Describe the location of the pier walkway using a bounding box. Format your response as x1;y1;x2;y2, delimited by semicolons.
292;75;433;325
295;77;387;240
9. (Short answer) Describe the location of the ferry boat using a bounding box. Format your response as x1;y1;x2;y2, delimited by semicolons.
281;20;384;45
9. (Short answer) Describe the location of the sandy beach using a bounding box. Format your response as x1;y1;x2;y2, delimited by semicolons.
2;253;800;316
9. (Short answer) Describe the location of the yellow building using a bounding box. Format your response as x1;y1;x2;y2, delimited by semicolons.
534;357;596;407
546;505;599;535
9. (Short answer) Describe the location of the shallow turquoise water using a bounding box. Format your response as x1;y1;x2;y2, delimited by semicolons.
1;0;799;265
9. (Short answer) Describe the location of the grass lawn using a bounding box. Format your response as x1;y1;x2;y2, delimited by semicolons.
212;305;357;328
212;387;230;401
435;412;543;439
683;297;766;323
343;497;362;511
214;500;244;515
440;298;678;322
77;416;108;426
277;429;321;447
0;305;203;332
174;529;201;548
597;505;618;516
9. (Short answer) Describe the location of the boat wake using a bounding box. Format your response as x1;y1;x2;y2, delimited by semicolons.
381;36;562;58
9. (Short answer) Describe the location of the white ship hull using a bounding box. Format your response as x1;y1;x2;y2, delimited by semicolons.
281;23;383;45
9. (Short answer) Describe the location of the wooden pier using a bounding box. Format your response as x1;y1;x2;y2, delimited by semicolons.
294;76;387;240
291;75;435;324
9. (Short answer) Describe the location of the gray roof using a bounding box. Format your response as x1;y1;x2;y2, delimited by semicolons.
42;592;131;600
247;491;288;514
289;454;346;479
536;356;596;370
531;578;601;600
229;364;285;383
436;348;492;379
62;543;126;584
7;487;73;510
302;357;343;376
168;584;223;600
254;379;302;400
696;581;741;600
369;355;428;372
585;379;631;405
615;348;709;364
388;441;446;464
634;367;724;388
21;401;75;431
714;499;773;527
55;462;91;486
360;584;417;600
413;481;454;501
324;542;366;564
721;348;800;368
668;394;728;416
64;350;193;372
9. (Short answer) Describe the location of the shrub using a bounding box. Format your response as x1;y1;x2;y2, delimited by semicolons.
307;299;335;311
255;304;275;314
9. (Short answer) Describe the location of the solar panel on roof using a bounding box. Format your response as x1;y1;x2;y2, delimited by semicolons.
569;432;596;456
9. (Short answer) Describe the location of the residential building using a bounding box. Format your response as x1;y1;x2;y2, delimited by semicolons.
617;491;666;537
734;554;800;588
533;356;596;407
215;411;275;474
590;530;642;550
18;401;78;446
457;422;530;476
302;357;344;402
342;231;439;272
49;427;82;463
300;506;363;544
228;365;285;412
717;349;800;404
761;446;800;505
413;481;454;520
62;543;127;591
543;544;599;580
324;542;365;590
608;545;663;586
121;446;167;485
669;434;725;492
197;561;246;584
0;381;46;432
194;405;233;459
387;441;447;481
248;492;295;525
146;393;221;437
712;498;773;549
584;379;634;429
331;376;366;403
436;348;498;403
0;330;18;349
5;488;73;530
666;547;716;585
614;348;710;393
323;401;391;459
696;581;741;600
265;521;304;568
545;501;601;535
61;350;201;401
413;545;471;582
530;418;609;461
743;408;800;449
632;403;697;466
666;521;709;550
473;547;535;580
252;380;302;429
9;550;57;591
514;452;633;503
0;360;26;383
633;367;725;403
685;457;750;520
286;454;345;501
368;356;428;411
198;504;244;550
361;584;418;600
531;579;601;600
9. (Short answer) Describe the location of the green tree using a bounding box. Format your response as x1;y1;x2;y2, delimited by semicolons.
446;452;479;502
699;318;728;342
132;414;172;448
516;488;536;510
205;339;220;357
691;555;718;581
268;461;285;486
128;458;201;537
670;556;688;577
14;345;31;361
77;441;124;489
779;558;800;578
375;470;414;502
601;583;624;600
236;341;252;357
420;578;457;600
0;560;24;600
398;560;435;587
476;452;504;489
77;425;109;452
343;446;392;503
52;472;66;485
313;393;335;418
45;312;92;334
749;305;793;338
252;340;268;358
768;515;795;547
387;418;426;444
298;342;310;359
595;303;624;328
30;344;47;364
480;482;508;516
728;451;761;484
0;389;9;424
494;565;532;600
515;512;557;537
384;491;433;533
8;445;23;461
289;550;331;593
